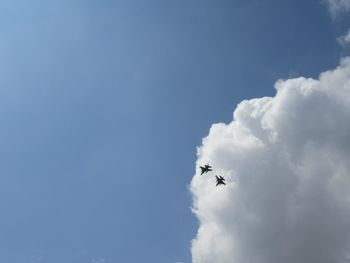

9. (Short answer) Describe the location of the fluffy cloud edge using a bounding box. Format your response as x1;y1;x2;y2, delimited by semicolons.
190;57;350;263
324;0;350;18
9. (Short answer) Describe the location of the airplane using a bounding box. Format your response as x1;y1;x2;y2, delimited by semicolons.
216;175;226;186
200;164;212;175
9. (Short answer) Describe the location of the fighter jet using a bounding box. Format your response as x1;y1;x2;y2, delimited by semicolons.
200;164;212;175
216;175;226;186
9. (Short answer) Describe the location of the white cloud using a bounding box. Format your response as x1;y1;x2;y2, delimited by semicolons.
337;30;350;46
91;258;106;263
191;58;350;263
325;0;350;17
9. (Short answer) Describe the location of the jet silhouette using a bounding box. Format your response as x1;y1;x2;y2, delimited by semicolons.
200;164;212;175
216;175;226;186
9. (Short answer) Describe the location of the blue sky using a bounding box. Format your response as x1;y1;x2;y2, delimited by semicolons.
0;0;348;262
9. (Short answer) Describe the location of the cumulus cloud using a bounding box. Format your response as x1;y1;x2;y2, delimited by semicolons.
337;30;350;46
191;58;350;263
325;0;350;17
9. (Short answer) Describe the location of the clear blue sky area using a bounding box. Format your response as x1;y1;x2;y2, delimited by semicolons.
0;0;348;262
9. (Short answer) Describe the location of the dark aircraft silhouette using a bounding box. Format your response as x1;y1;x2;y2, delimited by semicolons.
200;164;212;175
216;175;226;186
